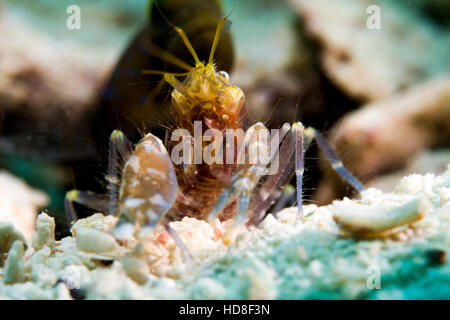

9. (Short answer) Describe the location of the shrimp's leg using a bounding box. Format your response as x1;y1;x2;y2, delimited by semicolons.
247;122;308;224
208;123;270;225
305;127;365;193
108;130;133;215
249;123;363;224
246;124;296;224
293;122;305;218
64;130;132;226
64;190;109;226
270;184;296;216
164;224;192;263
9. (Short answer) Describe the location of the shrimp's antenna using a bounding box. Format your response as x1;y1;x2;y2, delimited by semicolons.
141;40;193;71
209;2;235;66
142;70;190;76
173;27;201;66
208;16;228;65
154;0;201;66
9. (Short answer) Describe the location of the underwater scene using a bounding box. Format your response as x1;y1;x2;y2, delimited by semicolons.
0;0;449;301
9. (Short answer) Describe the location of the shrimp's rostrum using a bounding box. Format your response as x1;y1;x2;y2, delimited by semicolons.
65;17;365;255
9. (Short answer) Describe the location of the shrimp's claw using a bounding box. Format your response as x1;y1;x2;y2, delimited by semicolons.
113;133;178;240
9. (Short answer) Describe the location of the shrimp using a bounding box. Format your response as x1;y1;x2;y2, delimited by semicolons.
65;14;365;260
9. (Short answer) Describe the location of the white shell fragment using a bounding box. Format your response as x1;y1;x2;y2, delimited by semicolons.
332;195;431;236
121;256;149;284
75;227;118;254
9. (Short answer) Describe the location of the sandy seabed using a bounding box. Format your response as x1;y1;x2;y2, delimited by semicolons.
1;166;449;299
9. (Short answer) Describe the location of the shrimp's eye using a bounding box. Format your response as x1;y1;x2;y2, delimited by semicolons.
218;71;230;82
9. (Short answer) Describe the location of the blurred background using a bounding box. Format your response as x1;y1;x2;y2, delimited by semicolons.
0;0;449;241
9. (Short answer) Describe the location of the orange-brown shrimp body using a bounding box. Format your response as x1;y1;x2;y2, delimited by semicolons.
163;61;246;223
112;58;246;238
98;18;249;240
